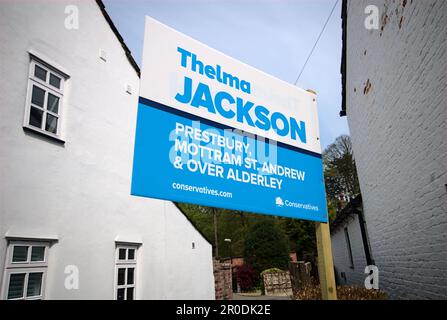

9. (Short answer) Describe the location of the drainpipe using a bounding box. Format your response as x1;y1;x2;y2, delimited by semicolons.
355;206;374;266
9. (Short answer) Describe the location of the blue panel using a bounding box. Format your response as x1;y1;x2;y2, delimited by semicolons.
131;98;328;222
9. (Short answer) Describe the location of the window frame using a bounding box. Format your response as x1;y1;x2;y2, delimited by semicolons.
114;245;138;300
2;241;50;300
3;268;47;300
23;59;66;141
7;241;49;268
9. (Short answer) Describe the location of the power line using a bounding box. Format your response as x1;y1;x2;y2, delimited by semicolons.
294;0;339;85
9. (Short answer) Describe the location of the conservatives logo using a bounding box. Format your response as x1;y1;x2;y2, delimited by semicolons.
275;197;284;207
274;197;320;212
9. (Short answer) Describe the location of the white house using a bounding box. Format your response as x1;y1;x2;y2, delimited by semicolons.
337;0;447;299
0;0;215;300
330;196;373;287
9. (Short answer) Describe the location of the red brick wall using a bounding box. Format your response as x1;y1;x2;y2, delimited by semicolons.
213;258;233;300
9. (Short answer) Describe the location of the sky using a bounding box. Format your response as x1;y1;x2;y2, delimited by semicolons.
103;0;349;149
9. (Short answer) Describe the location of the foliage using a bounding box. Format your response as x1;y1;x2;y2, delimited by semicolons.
293;282;388;300
260;268;284;276
235;265;255;291
177;203;286;258
243;220;290;282
323;135;360;200
323;135;361;221
277;217;316;259
178;134;362;269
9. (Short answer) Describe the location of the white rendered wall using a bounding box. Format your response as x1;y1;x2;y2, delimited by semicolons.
331;215;368;286
0;0;214;299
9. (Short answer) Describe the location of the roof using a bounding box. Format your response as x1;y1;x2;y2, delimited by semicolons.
330;194;362;233
96;0;140;76
339;0;347;117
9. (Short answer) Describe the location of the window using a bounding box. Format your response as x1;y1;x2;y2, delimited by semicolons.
23;58;66;140
2;242;49;300
344;228;354;269
115;245;137;300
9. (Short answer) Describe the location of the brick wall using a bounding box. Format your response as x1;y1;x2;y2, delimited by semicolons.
345;0;447;299
213;258;233;300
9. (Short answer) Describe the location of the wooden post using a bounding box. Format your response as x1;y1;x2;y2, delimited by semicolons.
305;88;336;299
315;222;337;300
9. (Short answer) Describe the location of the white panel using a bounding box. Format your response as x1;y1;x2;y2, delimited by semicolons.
140;17;322;154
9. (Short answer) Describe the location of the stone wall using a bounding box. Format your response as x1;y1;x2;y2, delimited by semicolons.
263;271;293;296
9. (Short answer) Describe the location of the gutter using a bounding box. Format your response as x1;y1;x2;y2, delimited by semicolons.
356;205;374;266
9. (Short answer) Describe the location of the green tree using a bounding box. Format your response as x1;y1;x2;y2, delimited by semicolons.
243;220;290;280
177;203;252;258
278;218;316;259
323;135;360;201
176;136;361;266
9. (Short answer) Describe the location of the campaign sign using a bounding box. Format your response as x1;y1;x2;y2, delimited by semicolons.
131;17;328;222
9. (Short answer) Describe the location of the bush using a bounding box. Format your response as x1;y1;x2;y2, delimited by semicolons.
244;220;290;282
261;268;284;276
294;282;388;300
236;265;255;292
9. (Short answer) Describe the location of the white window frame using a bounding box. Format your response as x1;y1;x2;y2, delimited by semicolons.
114;245;138;300
2;241;50;300
23;57;67;141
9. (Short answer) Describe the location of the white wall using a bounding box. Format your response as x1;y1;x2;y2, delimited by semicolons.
331;214;367;286
0;0;214;299
344;0;447;299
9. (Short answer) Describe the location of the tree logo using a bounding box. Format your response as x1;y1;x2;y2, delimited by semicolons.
275;197;284;207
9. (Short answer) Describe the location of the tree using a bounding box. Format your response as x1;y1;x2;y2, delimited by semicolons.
323;135;360;201
243;220;290;282
177;203;252;258
179;202;292;259
176;135;361;267
278;218;316;259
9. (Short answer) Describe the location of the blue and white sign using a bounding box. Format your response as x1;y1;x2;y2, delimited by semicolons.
131;17;328;222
